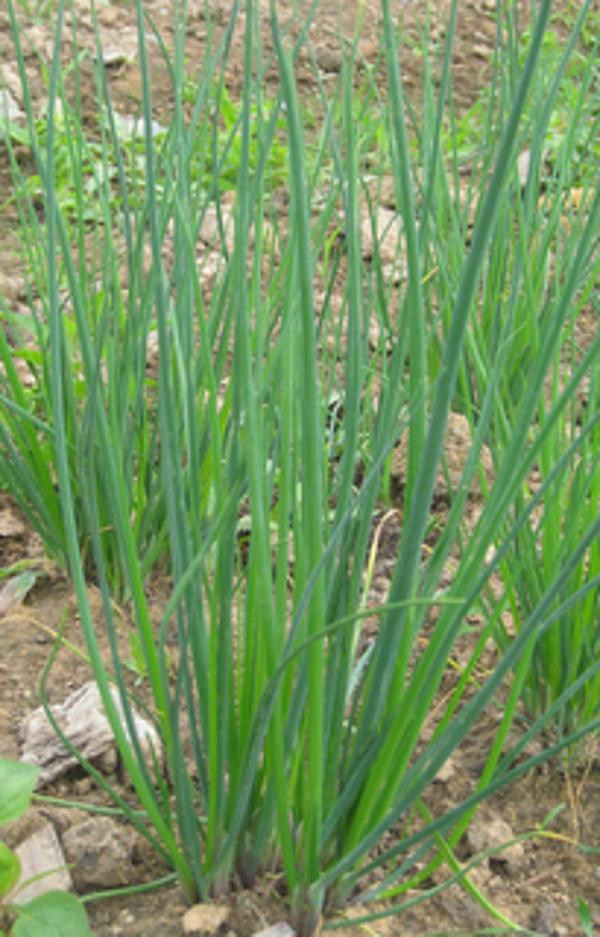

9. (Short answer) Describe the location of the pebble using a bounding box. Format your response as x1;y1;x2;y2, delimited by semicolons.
254;925;295;937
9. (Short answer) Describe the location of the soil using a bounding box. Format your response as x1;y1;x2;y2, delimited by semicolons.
1;1;598;936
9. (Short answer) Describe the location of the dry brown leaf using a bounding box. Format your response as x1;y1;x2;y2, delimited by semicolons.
0;571;38;618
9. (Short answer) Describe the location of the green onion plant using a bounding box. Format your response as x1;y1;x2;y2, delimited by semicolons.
1;0;598;933
435;0;600;754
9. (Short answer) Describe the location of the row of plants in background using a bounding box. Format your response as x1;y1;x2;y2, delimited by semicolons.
425;0;599;752
0;0;598;934
1;0;288;593
495;361;599;744
444;1;599;188
1;54;287;223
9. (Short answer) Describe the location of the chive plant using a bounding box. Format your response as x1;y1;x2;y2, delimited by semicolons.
2;0;599;933
432;0;600;754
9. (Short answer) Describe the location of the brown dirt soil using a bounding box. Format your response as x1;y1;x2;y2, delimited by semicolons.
1;1;598;935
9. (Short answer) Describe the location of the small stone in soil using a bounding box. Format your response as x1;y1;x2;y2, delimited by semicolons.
467;814;525;876
253;924;296;937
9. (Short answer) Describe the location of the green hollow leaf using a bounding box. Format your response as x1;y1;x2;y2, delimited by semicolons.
12;892;93;937
0;842;20;897
0;760;39;826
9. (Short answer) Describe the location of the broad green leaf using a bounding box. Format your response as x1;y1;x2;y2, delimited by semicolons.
12;892;93;937
0;842;20;897
0;761;39;827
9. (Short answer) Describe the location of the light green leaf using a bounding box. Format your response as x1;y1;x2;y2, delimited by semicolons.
0;761;39;827
12;892;93;937
0;842;20;897
577;897;593;937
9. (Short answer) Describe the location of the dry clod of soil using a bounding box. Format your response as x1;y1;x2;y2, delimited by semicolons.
313;42;343;73
534;901;563;937
360;205;402;264
0;63;24;108
0;87;23;123
0;498;27;538
20;680;162;785
62;815;139;891
392;411;494;502
96;6;120;28
466;813;525;876
182;903;229;935
433;753;457;783
198;203;236;253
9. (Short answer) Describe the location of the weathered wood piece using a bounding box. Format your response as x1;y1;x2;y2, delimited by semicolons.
20;681;161;785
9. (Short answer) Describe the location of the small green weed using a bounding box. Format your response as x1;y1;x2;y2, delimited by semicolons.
2;73;288;225
445;18;599;187
0;759;93;937
2;99;152;221
577;897;594;937
183;77;288;189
